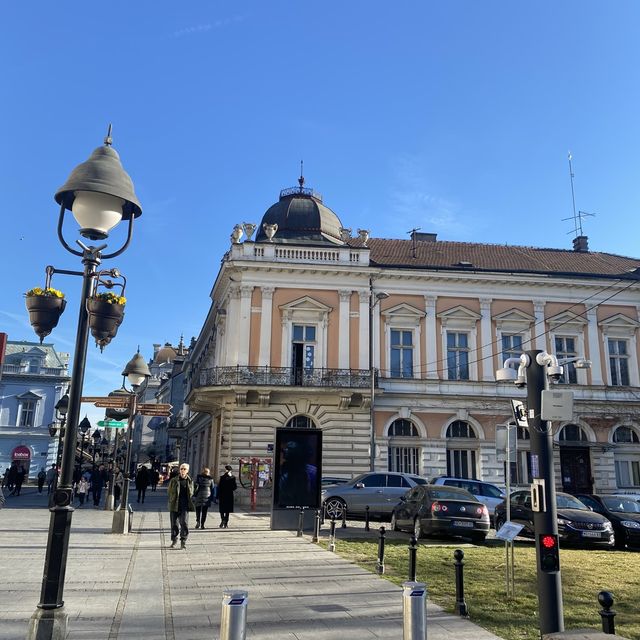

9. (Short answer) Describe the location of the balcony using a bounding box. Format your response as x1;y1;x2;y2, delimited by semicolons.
195;366;372;389
2;364;68;377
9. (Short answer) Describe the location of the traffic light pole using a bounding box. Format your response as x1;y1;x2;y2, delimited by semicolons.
525;349;564;635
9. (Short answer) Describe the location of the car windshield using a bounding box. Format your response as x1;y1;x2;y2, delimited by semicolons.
429;488;476;501
603;497;640;513
412;477;428;485
556;494;588;510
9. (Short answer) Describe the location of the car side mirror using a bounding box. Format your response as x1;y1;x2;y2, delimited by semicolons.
355;482;365;489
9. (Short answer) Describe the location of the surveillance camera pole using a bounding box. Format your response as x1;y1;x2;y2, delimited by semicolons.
525;349;564;635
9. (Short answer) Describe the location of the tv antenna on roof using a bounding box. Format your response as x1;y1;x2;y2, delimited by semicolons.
563;152;596;236
407;227;421;258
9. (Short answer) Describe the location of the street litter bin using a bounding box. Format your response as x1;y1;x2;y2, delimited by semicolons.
220;590;248;640
402;581;427;640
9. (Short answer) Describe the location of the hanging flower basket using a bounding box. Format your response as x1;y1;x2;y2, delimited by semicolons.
25;288;67;343
87;292;126;350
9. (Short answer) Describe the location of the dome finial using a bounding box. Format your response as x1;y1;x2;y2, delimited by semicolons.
104;123;113;147
298;160;305;191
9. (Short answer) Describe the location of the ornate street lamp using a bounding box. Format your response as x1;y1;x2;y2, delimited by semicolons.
27;127;142;640
76;416;91;470
112;349;151;533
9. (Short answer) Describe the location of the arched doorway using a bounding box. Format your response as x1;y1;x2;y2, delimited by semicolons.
445;420;478;479
387;418;420;474
558;424;592;493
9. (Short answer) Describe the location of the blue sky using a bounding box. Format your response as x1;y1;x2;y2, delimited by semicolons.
1;2;639;426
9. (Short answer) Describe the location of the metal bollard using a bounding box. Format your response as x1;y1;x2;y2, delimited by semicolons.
598;591;616;635
220;590;248;640
377;526;386;575
297;507;304;537
320;504;325;526
408;535;418;582
402;581;427;640
365;505;370;531
329;517;336;552
312;509;320;543
453;549;468;617
341;506;347;529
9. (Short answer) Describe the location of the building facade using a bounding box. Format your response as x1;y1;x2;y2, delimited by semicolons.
0;339;70;479
182;180;640;502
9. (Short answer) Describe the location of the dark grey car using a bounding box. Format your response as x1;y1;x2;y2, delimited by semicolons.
321;471;428;520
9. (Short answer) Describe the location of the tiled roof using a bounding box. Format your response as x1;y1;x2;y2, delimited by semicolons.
5;340;70;369
354;238;640;278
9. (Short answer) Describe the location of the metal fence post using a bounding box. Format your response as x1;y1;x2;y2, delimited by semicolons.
365;505;370;531
220;590;248;640
408;535;418;582
598;591;616;635
312;508;320;543
377;526;386;575
297;507;304;537
402;581;427;640
454;549;468;617
329;516;336;553
341;506;347;529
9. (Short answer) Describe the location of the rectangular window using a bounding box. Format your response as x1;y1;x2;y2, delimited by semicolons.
390;329;413;378
447;332;469;380
446;449;477;478
502;334;522;362
554;336;578;384
19;400;35;427
615;460;640;487
609;339;630;386
388;446;419;474
292;324;316;385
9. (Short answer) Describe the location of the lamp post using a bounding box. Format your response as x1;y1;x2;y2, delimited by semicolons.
369;287;389;471
27;127;142;640
76;416;91;472
91;428;101;465
112;349;151;534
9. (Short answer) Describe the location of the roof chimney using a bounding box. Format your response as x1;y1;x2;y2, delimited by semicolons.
573;235;589;252
411;231;437;242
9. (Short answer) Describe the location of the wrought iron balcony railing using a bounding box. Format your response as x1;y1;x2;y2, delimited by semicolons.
196;366;372;389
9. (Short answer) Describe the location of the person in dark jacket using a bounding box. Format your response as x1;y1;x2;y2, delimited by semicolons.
90;464;108;507
194;467;215;529
167;463;194;549
37;468;46;493
135;466;150;503
217;465;237;528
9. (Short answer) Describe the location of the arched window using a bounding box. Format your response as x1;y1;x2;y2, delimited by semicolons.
613;426;640;444
387;419;420;474
559;424;588;442
445;420;477;478
285;415;315;429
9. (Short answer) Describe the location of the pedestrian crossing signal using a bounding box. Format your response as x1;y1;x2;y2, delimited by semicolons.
539;533;560;572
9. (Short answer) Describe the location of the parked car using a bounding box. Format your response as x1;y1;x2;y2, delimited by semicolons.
574;494;640;549
391;484;490;542
494;490;615;547
321;471;428;520
321;476;349;487
430;477;505;521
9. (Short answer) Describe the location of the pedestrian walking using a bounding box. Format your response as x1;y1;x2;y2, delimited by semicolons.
13;465;26;496
37;468;46;493
113;466;124;508
76;477;89;506
7;462;18;495
194;467;215;529
45;465;58;494
167;463;194;549
135;466;149;504
150;468;160;491
90;464;108;507
217;465;237;528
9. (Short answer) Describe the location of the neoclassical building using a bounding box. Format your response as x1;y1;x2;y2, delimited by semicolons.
182;178;640;502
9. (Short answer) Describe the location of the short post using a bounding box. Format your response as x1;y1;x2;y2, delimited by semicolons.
312;509;320;543
402;581;427;640
454;549;468;617
297;507;304;537
408;535;418;582
341;506;347;529
365;505;370;531
320;504;325;526
220;590;248;640
329;517;336;553
377;526;386;575
598;591;616;635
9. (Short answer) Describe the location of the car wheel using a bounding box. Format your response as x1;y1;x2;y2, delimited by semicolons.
413;517;423;539
495;514;506;531
390;512;399;532
324;497;346;520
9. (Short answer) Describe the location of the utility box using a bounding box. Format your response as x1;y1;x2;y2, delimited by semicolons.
541;390;574;421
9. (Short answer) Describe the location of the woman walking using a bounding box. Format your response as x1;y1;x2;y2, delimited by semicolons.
217;465;237;528
194;467;215;529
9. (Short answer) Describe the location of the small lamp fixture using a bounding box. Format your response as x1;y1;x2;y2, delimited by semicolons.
122;349;151;387
92;428;102;444
48;423;57;438
78;416;92;435
55;393;69;417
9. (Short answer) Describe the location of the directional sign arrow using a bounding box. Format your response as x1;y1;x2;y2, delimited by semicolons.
82;396;131;408
138;403;172;414
97;420;127;428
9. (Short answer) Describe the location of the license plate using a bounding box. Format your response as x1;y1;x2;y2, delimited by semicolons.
582;531;602;538
453;520;474;528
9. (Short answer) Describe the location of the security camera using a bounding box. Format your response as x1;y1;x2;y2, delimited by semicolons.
515;373;527;388
547;364;564;383
496;367;517;383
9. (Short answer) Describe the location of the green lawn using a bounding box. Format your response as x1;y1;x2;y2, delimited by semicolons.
319;537;640;640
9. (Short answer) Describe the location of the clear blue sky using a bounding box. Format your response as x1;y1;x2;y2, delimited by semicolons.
1;2;639;426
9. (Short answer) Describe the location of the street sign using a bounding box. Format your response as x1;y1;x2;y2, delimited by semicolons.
82;396;131;409
138;403;172;417
97;420;127;428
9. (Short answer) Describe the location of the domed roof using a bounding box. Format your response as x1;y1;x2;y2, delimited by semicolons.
155;343;177;364
255;177;344;245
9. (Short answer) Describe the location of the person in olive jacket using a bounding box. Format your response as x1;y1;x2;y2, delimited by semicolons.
167;463;195;549
217;464;237;528
194;467;215;529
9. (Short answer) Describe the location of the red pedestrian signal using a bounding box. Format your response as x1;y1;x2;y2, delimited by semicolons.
539;533;560;572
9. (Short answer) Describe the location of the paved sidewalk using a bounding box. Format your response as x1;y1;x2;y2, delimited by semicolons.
0;487;503;639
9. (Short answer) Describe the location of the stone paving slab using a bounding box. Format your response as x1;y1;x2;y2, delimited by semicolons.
0;487;504;639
